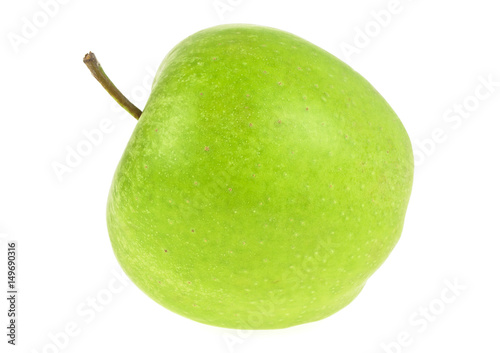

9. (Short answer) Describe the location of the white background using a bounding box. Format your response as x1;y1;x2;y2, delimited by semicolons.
1;0;499;352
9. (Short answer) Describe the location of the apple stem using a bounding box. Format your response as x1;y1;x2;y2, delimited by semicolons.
83;52;142;120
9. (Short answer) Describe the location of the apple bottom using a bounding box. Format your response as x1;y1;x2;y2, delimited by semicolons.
119;260;367;330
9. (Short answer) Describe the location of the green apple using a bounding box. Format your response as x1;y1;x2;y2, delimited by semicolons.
92;24;413;329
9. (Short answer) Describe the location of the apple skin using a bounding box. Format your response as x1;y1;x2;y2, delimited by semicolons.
106;24;413;329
